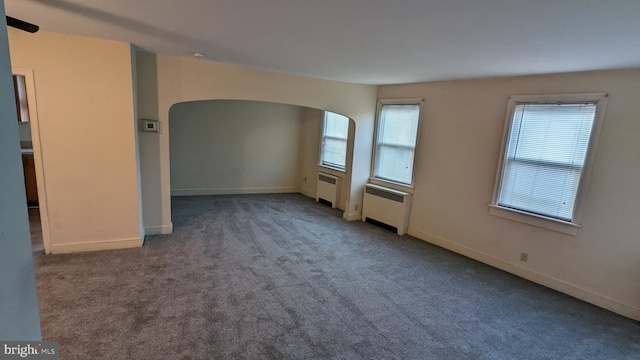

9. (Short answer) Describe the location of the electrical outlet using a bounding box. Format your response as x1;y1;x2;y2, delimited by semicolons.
355;204;359;211
520;252;528;262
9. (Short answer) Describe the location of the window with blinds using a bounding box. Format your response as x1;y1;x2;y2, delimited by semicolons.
373;102;421;185
493;93;607;228
320;112;349;169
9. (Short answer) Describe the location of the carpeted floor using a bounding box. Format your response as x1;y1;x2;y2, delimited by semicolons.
34;194;640;359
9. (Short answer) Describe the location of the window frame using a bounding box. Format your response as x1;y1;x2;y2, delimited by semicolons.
370;98;423;191
489;93;608;235
319;111;349;171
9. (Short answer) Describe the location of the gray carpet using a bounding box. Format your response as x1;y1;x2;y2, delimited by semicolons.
34;194;640;359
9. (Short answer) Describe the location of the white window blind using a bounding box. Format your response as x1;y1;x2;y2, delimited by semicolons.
373;104;420;184
321;112;349;169
497;102;597;221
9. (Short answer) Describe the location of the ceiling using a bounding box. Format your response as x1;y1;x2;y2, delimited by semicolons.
5;0;640;85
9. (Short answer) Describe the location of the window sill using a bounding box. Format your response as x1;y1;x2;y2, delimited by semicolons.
368;177;414;194
488;204;580;236
317;164;346;178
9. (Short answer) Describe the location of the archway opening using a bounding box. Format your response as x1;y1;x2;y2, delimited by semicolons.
167;99;355;212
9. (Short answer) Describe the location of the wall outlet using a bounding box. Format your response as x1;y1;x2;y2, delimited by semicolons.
520;252;528;262
355;204;359;211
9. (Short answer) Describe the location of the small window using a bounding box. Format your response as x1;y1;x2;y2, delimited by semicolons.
320;111;349;170
372;100;422;186
13;75;30;123
490;93;607;234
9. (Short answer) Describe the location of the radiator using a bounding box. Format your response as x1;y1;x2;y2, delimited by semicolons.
362;183;412;235
316;172;340;208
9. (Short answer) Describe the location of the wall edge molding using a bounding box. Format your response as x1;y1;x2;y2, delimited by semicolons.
343;212;361;221
145;223;173;235
407;227;640;321
49;237;142;254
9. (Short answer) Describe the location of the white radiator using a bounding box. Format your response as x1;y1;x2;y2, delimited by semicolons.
362;183;412;235
316;172;340;208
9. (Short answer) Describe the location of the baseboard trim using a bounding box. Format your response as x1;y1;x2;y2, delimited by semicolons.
145;223;173;235
343;212;361;221
407;227;640;321
171;187;299;196
49;237;142;254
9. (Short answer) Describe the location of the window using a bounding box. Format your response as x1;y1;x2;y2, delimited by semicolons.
372;100;422;185
490;93;608;234
320;111;349;170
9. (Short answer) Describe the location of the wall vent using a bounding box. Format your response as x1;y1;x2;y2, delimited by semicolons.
318;174;336;185
316;172;339;208
365;186;405;203
362;184;412;235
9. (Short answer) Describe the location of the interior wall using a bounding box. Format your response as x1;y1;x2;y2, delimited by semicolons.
297;107;322;199
135;52;167;234
0;3;41;339
130;48;145;239
378;69;640;320
8;29;143;253
341;118;356;212
142;55;377;231
169;100;303;195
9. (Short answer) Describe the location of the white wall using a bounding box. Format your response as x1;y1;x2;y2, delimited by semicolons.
8;29;143;253
0;2;41;339
298;107;322;199
135;52;167;234
139;56;377;231
379;69;640;320
170;100;303;195
130;48;145;239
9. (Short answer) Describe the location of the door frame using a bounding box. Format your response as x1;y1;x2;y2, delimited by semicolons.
14;67;51;253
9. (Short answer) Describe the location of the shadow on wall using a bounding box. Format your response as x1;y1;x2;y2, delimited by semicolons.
167;99;355;210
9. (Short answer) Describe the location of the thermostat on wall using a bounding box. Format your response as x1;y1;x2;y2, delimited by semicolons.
141;119;159;133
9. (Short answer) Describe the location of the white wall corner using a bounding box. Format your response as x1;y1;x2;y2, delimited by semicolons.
145;223;173;235
298;188;315;199
343;211;361;221
407;227;640;321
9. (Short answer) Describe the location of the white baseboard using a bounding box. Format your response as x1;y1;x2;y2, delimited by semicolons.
343;212;361;221
408;227;640;321
145;223;173;235
49;237;142;254
171;187;299;196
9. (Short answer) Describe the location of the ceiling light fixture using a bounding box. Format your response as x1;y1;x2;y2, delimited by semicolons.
193;52;205;58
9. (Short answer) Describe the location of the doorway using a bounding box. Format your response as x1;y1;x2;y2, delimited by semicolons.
13;68;50;253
